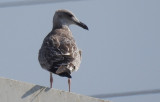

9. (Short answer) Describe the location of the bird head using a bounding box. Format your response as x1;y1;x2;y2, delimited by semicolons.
53;9;89;30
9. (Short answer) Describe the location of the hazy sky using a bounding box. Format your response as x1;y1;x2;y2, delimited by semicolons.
0;0;160;102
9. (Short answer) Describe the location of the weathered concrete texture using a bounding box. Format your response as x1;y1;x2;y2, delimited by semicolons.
0;77;109;102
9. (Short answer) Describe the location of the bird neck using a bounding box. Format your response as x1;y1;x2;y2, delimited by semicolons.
52;23;70;32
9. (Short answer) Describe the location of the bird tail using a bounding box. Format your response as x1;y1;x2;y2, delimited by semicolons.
55;65;71;74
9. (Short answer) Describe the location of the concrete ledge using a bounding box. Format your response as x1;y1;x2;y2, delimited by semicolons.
0;77;109;102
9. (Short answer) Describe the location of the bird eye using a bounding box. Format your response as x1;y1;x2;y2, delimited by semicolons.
68;14;73;17
65;12;73;18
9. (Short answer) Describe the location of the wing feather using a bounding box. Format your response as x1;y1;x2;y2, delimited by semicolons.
38;29;80;74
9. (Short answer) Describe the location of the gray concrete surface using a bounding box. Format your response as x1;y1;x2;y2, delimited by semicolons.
0;77;109;102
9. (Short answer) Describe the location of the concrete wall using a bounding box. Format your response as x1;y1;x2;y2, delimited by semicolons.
0;77;109;102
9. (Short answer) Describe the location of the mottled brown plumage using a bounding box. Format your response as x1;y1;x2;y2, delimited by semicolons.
39;27;81;78
38;9;88;91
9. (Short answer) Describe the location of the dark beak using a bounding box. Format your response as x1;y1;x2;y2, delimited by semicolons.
72;16;88;30
75;21;89;30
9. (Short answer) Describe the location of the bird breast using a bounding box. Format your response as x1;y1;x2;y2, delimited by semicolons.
38;31;81;73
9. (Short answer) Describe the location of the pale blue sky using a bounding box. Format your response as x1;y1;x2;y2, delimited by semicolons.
0;0;160;102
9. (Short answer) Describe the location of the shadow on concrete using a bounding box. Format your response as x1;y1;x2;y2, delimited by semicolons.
21;85;51;100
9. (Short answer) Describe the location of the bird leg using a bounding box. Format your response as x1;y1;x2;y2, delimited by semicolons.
50;72;53;88
68;78;71;92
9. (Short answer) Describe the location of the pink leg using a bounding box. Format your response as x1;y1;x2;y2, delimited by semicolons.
68;78;71;92
50;72;53;88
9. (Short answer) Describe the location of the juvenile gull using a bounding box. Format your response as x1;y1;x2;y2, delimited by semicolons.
38;9;88;92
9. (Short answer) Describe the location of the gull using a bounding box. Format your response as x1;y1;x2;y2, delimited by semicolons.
38;9;88;92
